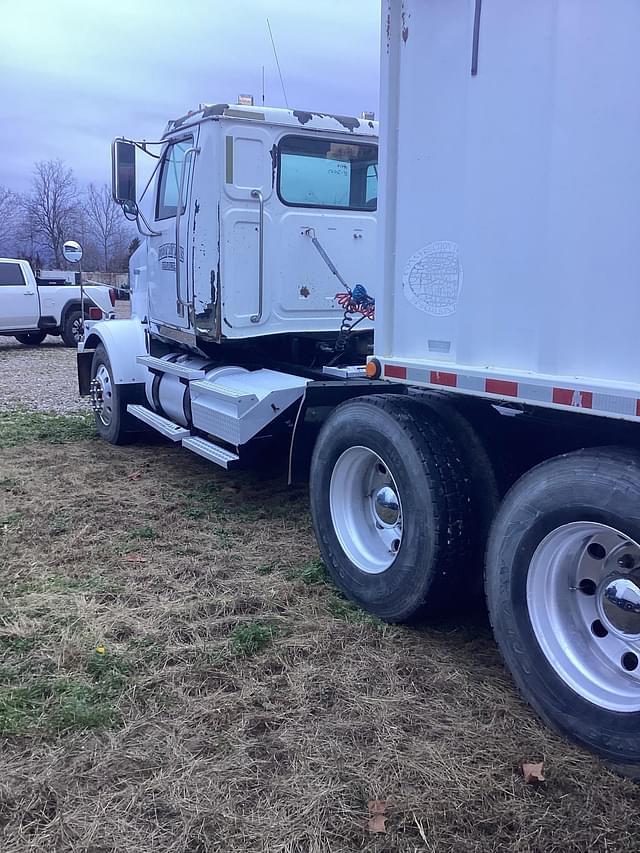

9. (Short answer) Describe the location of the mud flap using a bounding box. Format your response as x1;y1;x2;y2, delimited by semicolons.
77;350;94;396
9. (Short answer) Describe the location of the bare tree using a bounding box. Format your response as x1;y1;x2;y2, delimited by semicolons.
25;159;79;267
0;185;19;255
84;182;127;271
12;205;44;270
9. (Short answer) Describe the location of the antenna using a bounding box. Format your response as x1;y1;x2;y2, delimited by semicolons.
266;17;289;108
262;65;265;105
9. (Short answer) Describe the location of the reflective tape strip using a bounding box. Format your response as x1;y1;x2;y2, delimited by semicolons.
457;374;485;393
377;360;640;420
384;364;407;379
430;370;457;387
552;388;593;408
486;378;518;397
592;393;636;417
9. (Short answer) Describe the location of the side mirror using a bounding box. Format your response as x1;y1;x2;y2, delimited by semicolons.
112;139;137;207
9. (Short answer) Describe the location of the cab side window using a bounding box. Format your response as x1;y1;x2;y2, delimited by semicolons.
156;138;194;220
277;135;378;211
0;262;26;286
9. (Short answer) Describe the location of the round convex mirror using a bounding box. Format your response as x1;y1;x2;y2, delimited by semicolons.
62;240;83;264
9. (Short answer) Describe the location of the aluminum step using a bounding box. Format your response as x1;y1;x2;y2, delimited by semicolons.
136;355;206;380
127;405;190;441
182;436;239;469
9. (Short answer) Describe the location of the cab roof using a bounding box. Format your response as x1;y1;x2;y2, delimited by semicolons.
164;103;378;139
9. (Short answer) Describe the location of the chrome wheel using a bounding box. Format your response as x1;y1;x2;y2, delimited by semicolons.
527;522;640;712
72;316;84;342
90;363;113;427
329;446;403;574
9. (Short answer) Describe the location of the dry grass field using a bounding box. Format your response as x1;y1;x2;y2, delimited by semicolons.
0;409;639;852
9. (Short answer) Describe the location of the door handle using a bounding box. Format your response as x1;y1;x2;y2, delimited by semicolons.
250;189;264;324
24;290;35;295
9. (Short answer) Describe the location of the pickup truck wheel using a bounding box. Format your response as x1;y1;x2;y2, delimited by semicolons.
61;309;83;347
90;344;135;445
486;448;640;775
309;395;476;623
14;331;46;346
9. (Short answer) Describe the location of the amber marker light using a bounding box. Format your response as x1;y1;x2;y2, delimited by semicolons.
366;359;381;379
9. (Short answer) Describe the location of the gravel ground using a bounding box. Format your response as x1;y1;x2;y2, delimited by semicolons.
0;301;131;414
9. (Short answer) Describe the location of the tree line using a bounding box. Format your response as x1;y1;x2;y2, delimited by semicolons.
0;159;138;273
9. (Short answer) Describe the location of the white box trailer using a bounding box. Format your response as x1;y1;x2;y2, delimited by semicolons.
376;0;640;420
369;0;640;774
76;4;640;776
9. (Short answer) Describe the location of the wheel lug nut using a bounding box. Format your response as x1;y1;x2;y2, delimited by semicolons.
617;554;635;570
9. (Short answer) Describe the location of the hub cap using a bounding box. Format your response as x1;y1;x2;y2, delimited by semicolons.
374;486;400;526
602;577;640;636
329;446;403;574
527;522;640;711
90;364;113;426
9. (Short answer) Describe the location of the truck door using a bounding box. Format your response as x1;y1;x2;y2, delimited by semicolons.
272;134;378;325
220;125;274;329
0;261;40;330
147;129;200;332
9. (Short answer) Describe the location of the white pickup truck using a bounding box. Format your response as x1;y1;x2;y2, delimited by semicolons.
0;258;115;347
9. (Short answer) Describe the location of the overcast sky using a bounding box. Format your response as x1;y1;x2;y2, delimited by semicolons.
0;0;380;193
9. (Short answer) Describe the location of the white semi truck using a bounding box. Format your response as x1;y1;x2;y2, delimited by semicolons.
77;1;640;774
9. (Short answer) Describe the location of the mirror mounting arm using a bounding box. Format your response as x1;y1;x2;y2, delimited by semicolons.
123;203;162;238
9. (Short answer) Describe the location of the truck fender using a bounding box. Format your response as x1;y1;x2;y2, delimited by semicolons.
60;294;113;328
59;299;81;328
81;319;148;386
288;381;407;483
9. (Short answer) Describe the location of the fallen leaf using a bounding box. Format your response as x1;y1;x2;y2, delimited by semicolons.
522;762;545;784
367;800;387;833
124;555;147;563
369;814;386;833
128;471;142;481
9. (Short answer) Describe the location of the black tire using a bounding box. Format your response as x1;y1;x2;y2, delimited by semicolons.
61;309;83;347
14;331;46;346
90;344;142;445
411;393;500;600
486;447;640;774
309;394;487;622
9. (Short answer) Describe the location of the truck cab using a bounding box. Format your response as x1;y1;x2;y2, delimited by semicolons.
120;104;378;363
78;103;381;466
0;260;41;335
